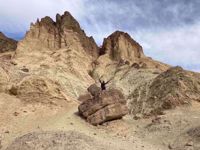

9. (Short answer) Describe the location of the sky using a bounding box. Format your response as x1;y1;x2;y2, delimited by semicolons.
0;0;200;72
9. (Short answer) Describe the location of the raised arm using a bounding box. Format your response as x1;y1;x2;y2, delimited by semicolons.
105;77;113;84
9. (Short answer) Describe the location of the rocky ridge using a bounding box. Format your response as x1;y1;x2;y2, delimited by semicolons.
12;11;99;100
0;32;17;53
0;10;200;150
128;66;200;117
0;11;199;117
16;11;98;58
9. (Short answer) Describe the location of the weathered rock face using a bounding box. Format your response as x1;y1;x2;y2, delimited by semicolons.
13;11;98;100
95;31;169;77
0;66;9;92
15;11;99;58
128;66;200;117
9;76;67;105
0;32;17;53
89;32;169;108
78;88;128;125
100;31;144;62
89;31;170;119
87;84;101;97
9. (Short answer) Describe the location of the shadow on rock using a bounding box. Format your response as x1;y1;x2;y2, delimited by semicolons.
78;84;128;126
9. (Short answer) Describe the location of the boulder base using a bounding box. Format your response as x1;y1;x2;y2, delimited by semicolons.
78;88;128;125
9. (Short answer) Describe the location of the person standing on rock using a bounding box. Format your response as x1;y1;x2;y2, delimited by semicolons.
99;77;113;90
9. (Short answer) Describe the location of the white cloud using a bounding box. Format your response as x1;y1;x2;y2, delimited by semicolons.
0;0;85;32
134;22;200;71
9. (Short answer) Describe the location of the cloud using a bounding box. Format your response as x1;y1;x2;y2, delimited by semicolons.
0;0;200;71
133;22;200;71
0;0;85;33
79;0;200;71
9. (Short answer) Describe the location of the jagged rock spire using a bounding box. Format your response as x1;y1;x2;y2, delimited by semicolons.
100;31;144;62
20;11;99;58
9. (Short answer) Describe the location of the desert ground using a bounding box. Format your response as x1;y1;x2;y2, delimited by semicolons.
1;93;200;150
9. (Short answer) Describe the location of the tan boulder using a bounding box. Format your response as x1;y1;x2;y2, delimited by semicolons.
78;88;128;125
78;93;92;102
87;103;128;126
87;84;101;97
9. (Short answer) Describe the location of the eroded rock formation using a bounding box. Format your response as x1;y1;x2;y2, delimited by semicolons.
0;32;17;53
1;10;199;120
98;31;169;70
9;76;67;105
100;31;144;61
13;11;99;99
15;11;99;58
128;66;200;117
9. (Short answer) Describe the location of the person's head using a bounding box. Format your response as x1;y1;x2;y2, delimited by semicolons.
102;81;105;84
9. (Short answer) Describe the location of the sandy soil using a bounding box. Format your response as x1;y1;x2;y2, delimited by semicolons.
0;92;199;150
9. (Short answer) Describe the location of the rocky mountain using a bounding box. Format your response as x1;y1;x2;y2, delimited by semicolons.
99;31;169;70
1;10;198;116
1;10;200;150
16;11;98;58
100;31;145;61
90;30;169;80
12;11;100;100
0;32;17;53
11;11;169;102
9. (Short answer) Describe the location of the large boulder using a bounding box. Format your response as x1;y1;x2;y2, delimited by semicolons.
78;88;128;125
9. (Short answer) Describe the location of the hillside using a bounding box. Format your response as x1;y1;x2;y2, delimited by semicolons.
0;11;199;150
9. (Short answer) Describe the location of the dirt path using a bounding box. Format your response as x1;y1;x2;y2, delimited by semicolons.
0;93;166;150
1;93;199;150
